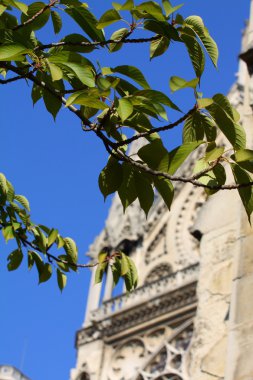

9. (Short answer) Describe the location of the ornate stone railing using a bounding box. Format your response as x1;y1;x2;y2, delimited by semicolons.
91;263;199;321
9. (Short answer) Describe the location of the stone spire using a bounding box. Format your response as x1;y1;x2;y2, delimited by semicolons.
240;0;253;75
248;0;253;47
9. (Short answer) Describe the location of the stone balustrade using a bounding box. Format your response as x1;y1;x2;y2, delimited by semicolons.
91;263;199;321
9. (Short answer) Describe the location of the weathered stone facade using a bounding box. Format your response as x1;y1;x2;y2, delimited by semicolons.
71;2;253;379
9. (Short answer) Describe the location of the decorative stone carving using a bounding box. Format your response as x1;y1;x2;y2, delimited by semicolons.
136;322;193;380
145;224;168;265
109;338;146;380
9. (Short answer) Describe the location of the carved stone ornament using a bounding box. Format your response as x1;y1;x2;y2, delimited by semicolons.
106;320;193;380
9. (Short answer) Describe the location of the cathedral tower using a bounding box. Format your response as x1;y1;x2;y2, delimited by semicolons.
71;3;253;379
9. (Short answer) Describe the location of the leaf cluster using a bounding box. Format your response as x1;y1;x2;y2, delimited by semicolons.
0;0;252;290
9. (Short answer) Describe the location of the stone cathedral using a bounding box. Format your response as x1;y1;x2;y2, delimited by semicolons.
71;2;253;379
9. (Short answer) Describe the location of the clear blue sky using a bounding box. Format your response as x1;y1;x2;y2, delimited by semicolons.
0;1;250;379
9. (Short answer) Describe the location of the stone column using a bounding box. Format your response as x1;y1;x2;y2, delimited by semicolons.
84;267;102;326
103;268;114;301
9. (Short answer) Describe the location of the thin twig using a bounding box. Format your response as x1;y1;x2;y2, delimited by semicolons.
0;67;37;84
19;233;99;268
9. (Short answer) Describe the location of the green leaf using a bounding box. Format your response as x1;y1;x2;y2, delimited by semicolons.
168;141;204;174
11;0;28;14
97;9;121;29
0;173;8;194
51;10;62;34
154;177;174;209
66;92;108;109
98;250;108;264
134;172;154;217
112;0;134;11
125;112;153;133
6;180;15;201
121;253;138;291
56;255;70;272
47;62;63;81
162;0;183;17
144;19;180;41
231;163;253;222
43;89;62;120
21;2;50;30
0;43;28;60
136;2;166;21
181;34;205;78
96;76;113;91
63;237;78;263
0;4;7;15
7;249;23;271
134;89;181;112
194;160;226;195
14;194;30;211
65;6;105;42
95;252;108;284
150;35;170;59
57;268;67;291
95;264;104;283
117;98;134;122
183;112;216;143
109;27;129;52
28;251;34;270
170;76;199;92
183;112;205;143
120;251;129;275
231;149;253;173
185;15;218;67
233;149;253;163
57;235;65;249
60;34;95;53
63;63;95;86
99;158;123;198
48;228;59;247
118;163;137;211
111;259;121;286
138;139;169;171
39;263;53;283
30;251;44;278
212;93;235;120
204;146;224;162
34;227;48;253
207;99;246;150
197;98;213;108
32;83;43;105
111;65;150;89
2;225;14;242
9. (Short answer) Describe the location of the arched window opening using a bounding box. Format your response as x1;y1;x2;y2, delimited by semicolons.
144;263;172;284
79;372;90;380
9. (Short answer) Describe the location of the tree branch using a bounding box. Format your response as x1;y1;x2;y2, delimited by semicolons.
34;35;160;52
3;63;253;192
110;147;253;190
114;107;196;147
0;62;93;128
13;0;58;31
